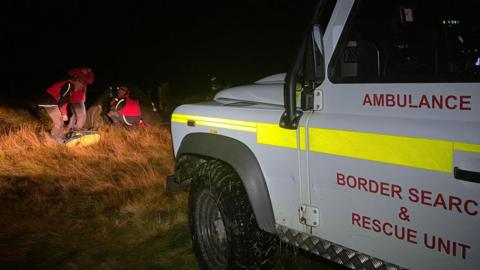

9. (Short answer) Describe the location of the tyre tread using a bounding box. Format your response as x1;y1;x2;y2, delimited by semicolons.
189;160;277;270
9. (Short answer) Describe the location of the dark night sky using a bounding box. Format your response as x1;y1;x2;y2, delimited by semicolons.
3;0;317;103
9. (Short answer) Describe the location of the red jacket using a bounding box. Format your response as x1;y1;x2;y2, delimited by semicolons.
46;80;73;103
68;68;95;85
67;67;94;103
111;96;141;117
69;86;86;103
44;80;74;115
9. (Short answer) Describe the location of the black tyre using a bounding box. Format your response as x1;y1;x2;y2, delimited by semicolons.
189;160;277;270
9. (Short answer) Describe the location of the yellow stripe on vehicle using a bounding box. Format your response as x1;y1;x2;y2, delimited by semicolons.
454;142;480;154
172;114;479;173
257;123;306;150
171;114;257;132
309;128;453;173
299;127;306;150
172;114;306;149
194;120;256;132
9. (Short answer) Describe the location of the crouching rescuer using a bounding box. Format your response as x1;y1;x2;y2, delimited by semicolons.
107;85;142;127
38;77;86;143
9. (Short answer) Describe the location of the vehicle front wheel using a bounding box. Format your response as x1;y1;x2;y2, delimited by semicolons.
189;160;277;270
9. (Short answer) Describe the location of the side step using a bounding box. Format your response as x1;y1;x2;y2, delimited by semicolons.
276;225;404;270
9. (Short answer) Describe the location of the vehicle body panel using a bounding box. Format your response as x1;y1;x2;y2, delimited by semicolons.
171;0;480;269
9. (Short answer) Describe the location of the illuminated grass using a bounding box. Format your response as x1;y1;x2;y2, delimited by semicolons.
0;106;338;270
0;105;200;269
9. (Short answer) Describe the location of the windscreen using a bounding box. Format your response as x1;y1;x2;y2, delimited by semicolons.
331;0;480;83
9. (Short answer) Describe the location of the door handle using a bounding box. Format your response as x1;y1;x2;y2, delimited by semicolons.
454;167;480;183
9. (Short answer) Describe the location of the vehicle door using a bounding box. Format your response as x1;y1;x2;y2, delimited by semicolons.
305;0;480;269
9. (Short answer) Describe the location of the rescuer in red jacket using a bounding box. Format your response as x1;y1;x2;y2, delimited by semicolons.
66;67;95;131
107;85;142;127
38;77;87;143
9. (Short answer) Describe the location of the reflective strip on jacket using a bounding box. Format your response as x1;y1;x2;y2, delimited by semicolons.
45;80;74;106
113;97;141;117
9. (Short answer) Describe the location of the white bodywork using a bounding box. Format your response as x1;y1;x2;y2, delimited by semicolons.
214;73;285;106
171;1;480;269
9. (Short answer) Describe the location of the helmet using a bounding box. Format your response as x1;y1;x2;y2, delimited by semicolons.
68;67;95;85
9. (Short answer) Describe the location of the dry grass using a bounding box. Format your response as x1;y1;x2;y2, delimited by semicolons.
0;106;336;270
0;106;173;197
0;105;197;270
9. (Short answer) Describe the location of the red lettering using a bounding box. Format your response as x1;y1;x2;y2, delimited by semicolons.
419;95;431;108
397;94;407;107
408;188;419;203
392;184;403;200
362;215;371;229
407;229;418;244
431;95;444;109
347;175;356;188
421;190;433;206
424;233;436;250
458;243;471;259
424;233;471;259
465;200;478;216
363;94;373;106
362;94;372;106
383;222;393;236
394;225;405;240
362;93;467;110
409;188;478;216
337;172;403;199
372;218;382;233
369;179;379;193
408;95;418;108
335;173;402;199
459;96;472;111
452;239;457;257
373;94;385;106
433;193;447;209
352;212;361;226
380;182;390;196
358;177;367;192
449;196;462;213
438;237;451;255
445;95;458;110
386;94;395;107
352;213;418;246
336;173;345;186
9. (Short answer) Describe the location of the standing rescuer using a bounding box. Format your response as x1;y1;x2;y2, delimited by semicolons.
107;85;142;127
38;77;86;143
66;67;95;131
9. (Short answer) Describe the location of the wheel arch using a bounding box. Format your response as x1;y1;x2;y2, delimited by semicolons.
176;132;276;233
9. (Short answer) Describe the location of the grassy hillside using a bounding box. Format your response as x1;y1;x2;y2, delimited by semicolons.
0;106;341;270
0;106;198;269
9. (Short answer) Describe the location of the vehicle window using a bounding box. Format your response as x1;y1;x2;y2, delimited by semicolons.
329;0;480;83
301;0;337;88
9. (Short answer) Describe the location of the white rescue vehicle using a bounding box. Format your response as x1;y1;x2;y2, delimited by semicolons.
169;0;480;269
